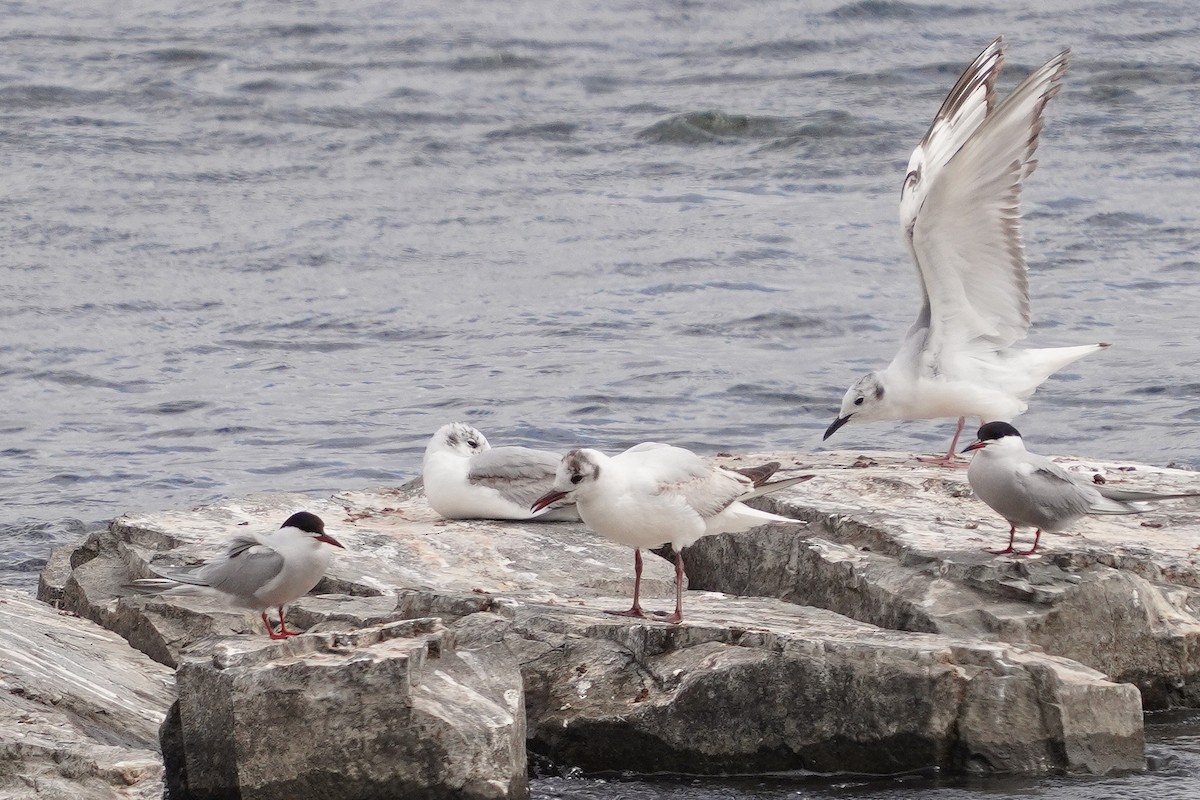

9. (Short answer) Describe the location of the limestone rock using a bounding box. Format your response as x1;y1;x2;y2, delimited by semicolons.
58;487;676;668
686;450;1200;708
491;592;1143;776
0;589;172;799
166;618;527;800
40;463;1167;780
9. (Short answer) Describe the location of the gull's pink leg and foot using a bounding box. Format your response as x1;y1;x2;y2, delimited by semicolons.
1015;529;1044;557
606;548;650;619
917;417;970;468
261;608;302;639
987;524;1018;555
661;550;685;625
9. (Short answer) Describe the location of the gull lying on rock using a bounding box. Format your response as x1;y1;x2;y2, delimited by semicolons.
130;511;343;639
824;37;1108;466
423;422;579;521
962;422;1200;555
532;442;811;623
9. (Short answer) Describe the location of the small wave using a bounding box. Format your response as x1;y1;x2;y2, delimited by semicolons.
680;312;830;339
264;23;347;37
721;39;831;59
1085;211;1164;227
220;338;367;353
143;48;224;64
638;112;790;145
485;122;578;141
828;0;980;19
0;84;110;109
138;400;210;415
28;370;152;393
449;53;543;72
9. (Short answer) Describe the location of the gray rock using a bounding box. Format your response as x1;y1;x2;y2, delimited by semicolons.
167;618;527;800
0;589;173;800
38;460;1170;781
685;450;1200;708
496;593;1142;776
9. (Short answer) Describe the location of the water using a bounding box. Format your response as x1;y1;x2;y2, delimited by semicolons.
2;0;1199;795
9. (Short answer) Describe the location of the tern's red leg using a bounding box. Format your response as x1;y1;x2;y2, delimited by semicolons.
660;550;685;625
1015;529;1043;556
606;548;649;619
987;525;1018;555
916;417;969;468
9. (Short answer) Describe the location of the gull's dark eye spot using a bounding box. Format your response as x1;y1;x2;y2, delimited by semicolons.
466;439;479;448
570;474;583;484
853;397;865;406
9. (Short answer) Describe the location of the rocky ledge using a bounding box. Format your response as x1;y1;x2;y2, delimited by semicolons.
12;449;1200;798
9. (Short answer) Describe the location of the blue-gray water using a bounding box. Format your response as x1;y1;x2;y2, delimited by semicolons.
3;0;1199;796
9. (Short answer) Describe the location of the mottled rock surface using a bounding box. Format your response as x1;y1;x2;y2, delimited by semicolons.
167;619;526;800
39;467;1156;781
685;451;1200;709
0;589;172;800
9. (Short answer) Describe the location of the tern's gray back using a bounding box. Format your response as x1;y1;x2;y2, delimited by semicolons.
151;533;285;605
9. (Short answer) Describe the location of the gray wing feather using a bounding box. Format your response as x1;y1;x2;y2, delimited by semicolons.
664;467;749;520
1094;485;1200;504
1016;462;1095;524
151;534;285;602
468;446;563;508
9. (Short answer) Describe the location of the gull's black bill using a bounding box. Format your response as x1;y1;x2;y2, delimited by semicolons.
823;414;852;441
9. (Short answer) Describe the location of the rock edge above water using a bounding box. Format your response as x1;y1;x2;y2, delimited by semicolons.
20;449;1200;797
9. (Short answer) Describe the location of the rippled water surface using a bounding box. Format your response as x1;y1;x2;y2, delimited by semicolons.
4;0;1200;796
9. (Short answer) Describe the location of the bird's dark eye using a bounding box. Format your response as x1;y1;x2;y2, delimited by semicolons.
853;397;865;406
570;474;583;484
466;439;479;448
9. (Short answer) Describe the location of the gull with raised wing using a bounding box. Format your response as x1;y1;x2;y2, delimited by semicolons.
130;511;344;639
824;37;1108;465
423;422;579;521
963;422;1200;555
531;443;812;623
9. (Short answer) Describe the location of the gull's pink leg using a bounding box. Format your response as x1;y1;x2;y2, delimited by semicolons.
262;611;291;640
987;525;1018;555
661;550;685;625
1015;529;1044;556
606;548;649;619
916;417;970;468
275;606;302;637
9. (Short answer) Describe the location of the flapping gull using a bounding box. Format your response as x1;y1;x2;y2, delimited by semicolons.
532;443;812;623
824;37;1108;465
963;422;1200;555
129;511;344;639
423;422;579;521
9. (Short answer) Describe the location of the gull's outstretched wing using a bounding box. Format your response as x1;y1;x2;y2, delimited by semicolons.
897;37;1004;345
900;40;1069;370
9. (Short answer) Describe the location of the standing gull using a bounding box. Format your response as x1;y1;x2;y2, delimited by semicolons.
423;422;579;521
532;443;812;623
963;422;1200;555
823;37;1108;465
130;511;344;639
